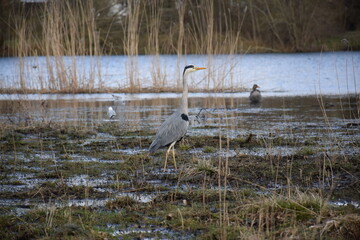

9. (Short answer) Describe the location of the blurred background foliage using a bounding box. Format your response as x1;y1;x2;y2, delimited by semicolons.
0;0;359;57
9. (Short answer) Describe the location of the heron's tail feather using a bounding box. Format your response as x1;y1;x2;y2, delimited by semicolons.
148;140;159;153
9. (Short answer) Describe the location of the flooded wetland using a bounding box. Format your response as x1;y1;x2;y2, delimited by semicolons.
0;51;359;239
0;92;359;239
1;0;360;237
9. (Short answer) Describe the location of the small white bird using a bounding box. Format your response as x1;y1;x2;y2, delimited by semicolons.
112;94;126;106
107;106;116;119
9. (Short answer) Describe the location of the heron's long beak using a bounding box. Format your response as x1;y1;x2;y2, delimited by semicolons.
195;67;206;70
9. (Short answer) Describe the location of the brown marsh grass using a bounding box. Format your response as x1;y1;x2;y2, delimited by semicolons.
9;0;102;93
4;0;357;94
145;0;165;88
5;0;249;93
0;93;359;239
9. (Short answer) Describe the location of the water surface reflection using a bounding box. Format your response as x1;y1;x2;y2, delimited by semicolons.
0;93;358;146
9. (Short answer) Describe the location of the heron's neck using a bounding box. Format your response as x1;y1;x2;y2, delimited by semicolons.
180;73;188;114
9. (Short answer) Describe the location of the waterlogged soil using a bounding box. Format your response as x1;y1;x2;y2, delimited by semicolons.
0;94;360;239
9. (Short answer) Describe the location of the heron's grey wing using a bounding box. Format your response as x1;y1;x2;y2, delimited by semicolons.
149;112;189;153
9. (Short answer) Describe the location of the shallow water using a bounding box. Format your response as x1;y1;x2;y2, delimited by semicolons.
0;52;359;95
0;93;359;161
1;93;358;138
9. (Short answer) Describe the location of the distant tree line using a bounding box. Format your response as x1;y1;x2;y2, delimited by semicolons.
0;0;359;57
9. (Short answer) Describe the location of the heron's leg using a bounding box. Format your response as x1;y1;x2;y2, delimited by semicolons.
172;144;177;169
164;142;176;172
164;145;171;172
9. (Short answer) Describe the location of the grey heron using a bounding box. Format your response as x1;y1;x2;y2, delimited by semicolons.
107;106;116;119
249;84;261;104
149;65;206;171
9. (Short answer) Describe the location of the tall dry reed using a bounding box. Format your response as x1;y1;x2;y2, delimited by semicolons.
9;1;248;92
145;0;164;88
175;0;187;88
11;0;101;92
122;0;142;91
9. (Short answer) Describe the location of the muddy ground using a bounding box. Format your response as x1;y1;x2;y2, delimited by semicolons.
0;95;359;239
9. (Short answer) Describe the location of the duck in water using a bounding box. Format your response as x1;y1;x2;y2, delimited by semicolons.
249;84;261;104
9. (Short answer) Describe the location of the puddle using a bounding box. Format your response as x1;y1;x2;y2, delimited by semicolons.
107;224;194;239
64;199;109;208
63;155;100;163
116;192;155;203
33;152;56;161
0;174;57;193
330;200;360;208
113;148;145;155
0;185;29;192
66;175;112;188
190;146;298;158
30;198;112;210
0;199;35;215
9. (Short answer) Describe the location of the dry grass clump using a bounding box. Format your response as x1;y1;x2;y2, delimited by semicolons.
321;214;360;240
106;196;138;210
184;157;217;176
237;189;325;226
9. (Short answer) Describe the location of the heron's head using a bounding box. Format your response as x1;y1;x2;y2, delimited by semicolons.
253;84;260;90
183;64;206;75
